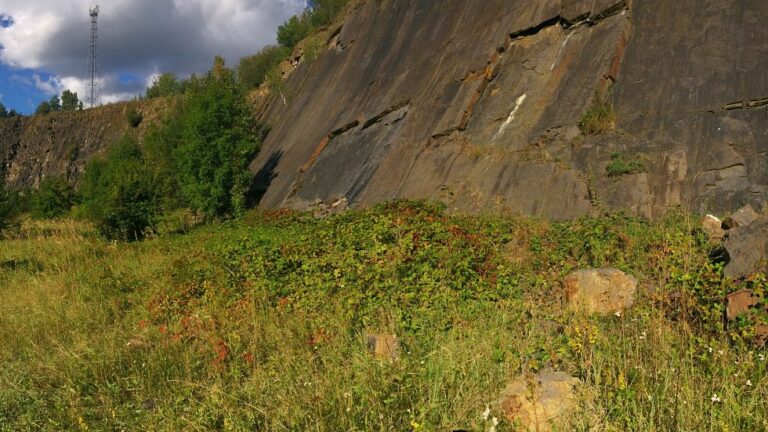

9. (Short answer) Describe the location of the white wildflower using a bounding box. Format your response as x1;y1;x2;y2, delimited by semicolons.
759;353;765;362
481;406;491;421
614;310;621;317
711;394;721;403
746;380;752;387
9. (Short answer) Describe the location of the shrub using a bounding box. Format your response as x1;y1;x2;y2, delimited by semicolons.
605;153;645;177
237;45;289;90
578;97;616;135
173;57;260;218
30;177;76;219
277;15;313;49
79;136;159;241
125;107;143;128
146;73;184;99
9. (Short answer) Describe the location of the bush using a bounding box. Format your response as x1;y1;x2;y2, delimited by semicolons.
79;136;159;241
125;107;143;128
173;57;260;218
146;73;184;99
276;0;350;49
30;177;76;219
578;97;616;135
237;45;289;90
605;153;645;177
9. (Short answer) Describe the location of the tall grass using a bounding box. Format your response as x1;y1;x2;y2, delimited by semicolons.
0;205;766;431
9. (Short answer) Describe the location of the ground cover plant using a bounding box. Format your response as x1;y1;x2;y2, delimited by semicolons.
0;201;766;431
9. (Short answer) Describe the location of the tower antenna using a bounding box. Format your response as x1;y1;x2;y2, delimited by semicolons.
87;4;100;108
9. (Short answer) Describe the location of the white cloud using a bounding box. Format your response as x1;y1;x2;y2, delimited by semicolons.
0;0;306;104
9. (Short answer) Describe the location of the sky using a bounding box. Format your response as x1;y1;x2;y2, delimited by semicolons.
0;0;306;114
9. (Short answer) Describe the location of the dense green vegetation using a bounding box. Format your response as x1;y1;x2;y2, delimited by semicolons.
0;202;766;430
237;45;289;90
145;72;187;99
35;90;83;115
75;57;263;240
0;103;20;118
605;152;646;177
278;0;350;50
29;177;76;220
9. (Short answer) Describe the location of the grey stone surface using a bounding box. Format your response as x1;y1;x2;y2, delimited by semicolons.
724;217;768;279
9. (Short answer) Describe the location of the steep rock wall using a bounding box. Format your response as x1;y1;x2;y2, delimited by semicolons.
250;0;768;219
0;99;168;189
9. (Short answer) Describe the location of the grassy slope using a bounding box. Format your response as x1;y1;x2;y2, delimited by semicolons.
0;202;766;431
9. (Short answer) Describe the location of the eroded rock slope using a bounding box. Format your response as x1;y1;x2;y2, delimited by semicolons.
250;0;768;219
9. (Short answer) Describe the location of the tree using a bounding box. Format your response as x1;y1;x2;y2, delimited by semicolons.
80;136;160;240
238;45;289;90
30;177;76;219
173;57;260;217
49;95;62;112
35;101;52;115
0;168;11;233
146;73;183;99
61;90;81;111
277;15;312;49
0;103;7;118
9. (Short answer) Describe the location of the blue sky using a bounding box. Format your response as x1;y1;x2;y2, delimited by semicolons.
0;0;305;114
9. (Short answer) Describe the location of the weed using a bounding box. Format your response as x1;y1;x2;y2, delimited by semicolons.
605;152;646;177
579;98;617;135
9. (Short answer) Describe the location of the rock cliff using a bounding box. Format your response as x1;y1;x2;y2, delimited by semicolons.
250;0;768;219
0;99;167;189
2;0;766;219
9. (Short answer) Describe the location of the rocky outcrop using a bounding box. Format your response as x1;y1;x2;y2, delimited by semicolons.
3;1;767;220
0;99;167;189
723;217;768;279
249;0;768;219
563;268;637;314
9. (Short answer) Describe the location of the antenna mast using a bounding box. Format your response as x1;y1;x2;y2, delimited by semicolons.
87;5;100;108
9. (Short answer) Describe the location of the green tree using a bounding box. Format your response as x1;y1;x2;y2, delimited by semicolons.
35;101;52;115
173;57;259;218
80;136;160;240
146;73;183;99
238;45;289;90
0;170;11;233
0;103;7;118
277;15;312;49
61;90;82;111
30;177;76;219
49;95;62;112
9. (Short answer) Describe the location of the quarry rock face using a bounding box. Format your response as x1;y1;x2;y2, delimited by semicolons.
247;0;768;219
564;268;637;314
0;100;167;189
3;1;768;221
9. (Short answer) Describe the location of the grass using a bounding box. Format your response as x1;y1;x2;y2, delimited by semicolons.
579;98;617;136
605;153;646;177
0;201;766;431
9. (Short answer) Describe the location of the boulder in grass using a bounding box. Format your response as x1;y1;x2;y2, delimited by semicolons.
499;371;580;432
701;214;725;240
365;334;400;359
723;217;768;280
725;289;760;321
564;268;637;314
722;204;760;230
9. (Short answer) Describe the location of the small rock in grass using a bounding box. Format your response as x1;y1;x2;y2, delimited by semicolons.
499;371;580;432
725;289;760;321
564;268;637;315
701;214;725;240
365;334;400;360
126;337;150;350
722;204;760;230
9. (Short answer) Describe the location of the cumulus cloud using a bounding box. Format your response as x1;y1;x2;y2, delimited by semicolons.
0;0;305;103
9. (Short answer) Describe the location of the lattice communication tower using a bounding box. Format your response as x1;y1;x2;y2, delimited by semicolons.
87;5;100;108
